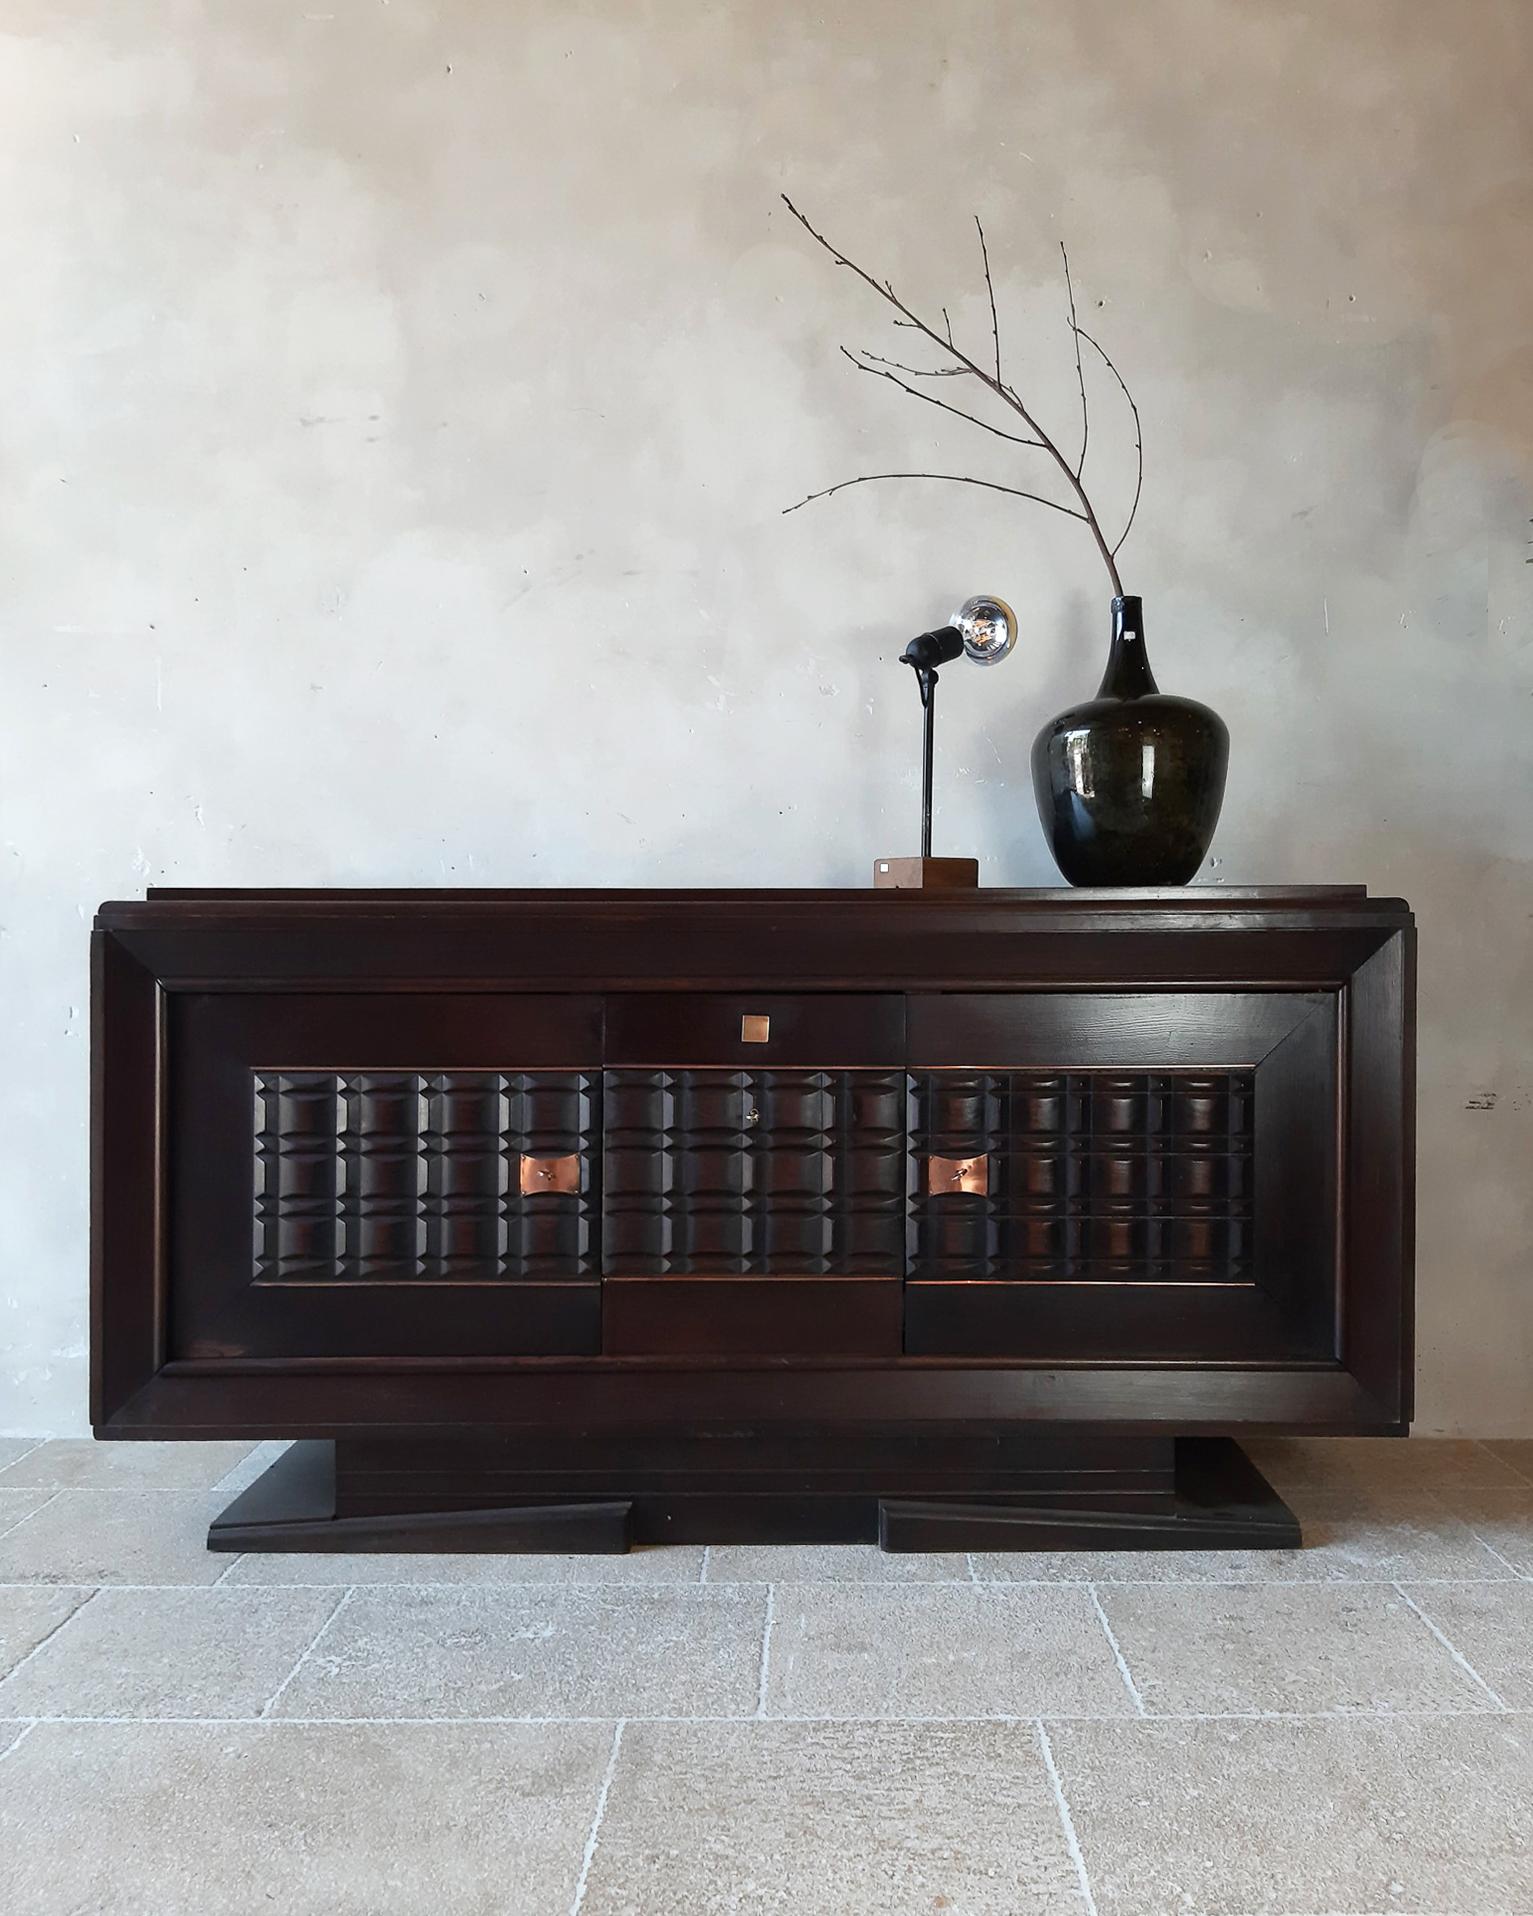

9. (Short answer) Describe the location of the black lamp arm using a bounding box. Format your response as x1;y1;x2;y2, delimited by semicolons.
900;630;962;857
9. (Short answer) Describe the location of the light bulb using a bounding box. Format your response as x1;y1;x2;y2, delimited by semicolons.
955;594;1017;666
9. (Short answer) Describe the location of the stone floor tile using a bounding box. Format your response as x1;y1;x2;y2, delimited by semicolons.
764;1583;1135;1720
1400;1580;1533;1709
705;1543;972;1583
0;1489;55;1539
580;1718;1083;1915
973;1492;1517;1585
0;1586;91;1681
226;1542;707;1587
1048;1714;1533;1915
0;1440;255;1490
0;1720;610;1915
1451;1488;1533;1575
1482;1439;1533;1485
1290;1497;1524;1580
1097;1581;1501;1716
0;1490;231;1585
0;1586;341;1720
271;1585;766;1720
1245;1435;1525;1491
203;1439;292;1500
0;1442;43;1474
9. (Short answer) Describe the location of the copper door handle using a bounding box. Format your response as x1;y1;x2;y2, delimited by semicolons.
519;1152;581;1196
927;1154;990;1196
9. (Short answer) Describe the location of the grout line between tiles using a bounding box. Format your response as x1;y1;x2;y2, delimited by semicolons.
698;1546;710;1586
0;1440;48;1482
208;1445;282;1495
209;1555;245;1587
0;1489;64;1540
0;1587;100;1699
4;1705;1531;1728
966;1552;981;1587
1035;1719;1100;1916
0;1720;37;1763
1450;1520;1531;1583
1477;1440;1533;1489
259;1586;353;1720
1391;1583;1511;1711
755;1584;776;1718
1087;1585;1146;1716
568;1719;624;1916
1473;1539;1531;1583
6;1569;1522;1592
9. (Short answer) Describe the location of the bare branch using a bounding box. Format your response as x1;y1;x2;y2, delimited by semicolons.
782;472;1086;519
1078;327;1143;561
779;193;1125;592
1060;241;1089;480
942;306;954;346
975;217;1002;385
781;194;1056;449
840;348;1046;448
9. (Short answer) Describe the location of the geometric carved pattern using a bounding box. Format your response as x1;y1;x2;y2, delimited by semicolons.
602;1069;905;1275
252;1066;1251;1286
907;1071;1253;1284
252;1071;598;1283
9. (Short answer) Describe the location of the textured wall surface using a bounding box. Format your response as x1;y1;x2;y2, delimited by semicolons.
1;1;1529;1434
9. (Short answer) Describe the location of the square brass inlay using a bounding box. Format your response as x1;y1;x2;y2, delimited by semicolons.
927;1153;990;1196
740;1014;771;1044
519;1152;581;1196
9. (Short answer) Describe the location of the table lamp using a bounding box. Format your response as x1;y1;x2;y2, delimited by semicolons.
874;594;1017;889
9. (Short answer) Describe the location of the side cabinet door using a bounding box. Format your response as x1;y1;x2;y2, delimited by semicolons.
904;992;1338;1362
168;993;603;1358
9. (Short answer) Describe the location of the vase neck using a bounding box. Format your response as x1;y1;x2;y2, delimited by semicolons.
1097;594;1158;699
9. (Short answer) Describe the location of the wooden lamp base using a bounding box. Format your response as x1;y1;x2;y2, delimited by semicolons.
873;857;980;890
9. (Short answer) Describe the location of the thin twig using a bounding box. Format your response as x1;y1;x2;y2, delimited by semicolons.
782;472;1086;518
859;351;970;379
976;217;1002;385
779;194;1126;593
840;348;1046;448
1078;327;1143;560
1060;242;1089;480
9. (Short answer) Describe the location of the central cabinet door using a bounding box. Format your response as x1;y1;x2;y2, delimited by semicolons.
600;994;906;1355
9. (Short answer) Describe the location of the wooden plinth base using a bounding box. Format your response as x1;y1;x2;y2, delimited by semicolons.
872;857;979;890
207;1437;1299;1555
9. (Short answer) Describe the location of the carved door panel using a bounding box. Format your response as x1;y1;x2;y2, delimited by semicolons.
168;994;603;1358
599;993;907;1355
601;1068;906;1275
904;993;1338;1361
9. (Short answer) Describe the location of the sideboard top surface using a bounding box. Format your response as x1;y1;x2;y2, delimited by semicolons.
99;885;1412;930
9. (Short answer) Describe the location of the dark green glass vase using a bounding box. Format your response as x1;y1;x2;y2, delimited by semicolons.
1031;596;1228;886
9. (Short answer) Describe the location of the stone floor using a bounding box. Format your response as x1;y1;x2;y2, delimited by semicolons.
1;1438;1532;1913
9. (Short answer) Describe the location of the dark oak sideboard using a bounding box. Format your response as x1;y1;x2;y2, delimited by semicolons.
90;886;1415;1553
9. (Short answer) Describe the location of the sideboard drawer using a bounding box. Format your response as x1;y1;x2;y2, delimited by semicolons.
603;1274;901;1358
605;993;904;1067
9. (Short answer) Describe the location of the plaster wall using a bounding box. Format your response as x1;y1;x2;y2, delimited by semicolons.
1;0;1529;1434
